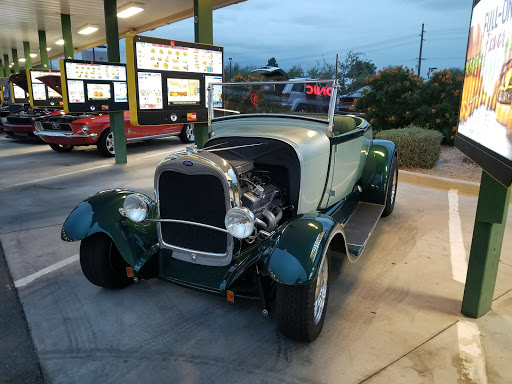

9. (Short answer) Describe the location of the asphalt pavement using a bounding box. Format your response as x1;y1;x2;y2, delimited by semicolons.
1;133;511;384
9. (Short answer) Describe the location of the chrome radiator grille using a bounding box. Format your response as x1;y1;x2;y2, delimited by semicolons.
158;170;228;254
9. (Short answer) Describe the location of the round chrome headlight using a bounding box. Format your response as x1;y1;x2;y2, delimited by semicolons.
81;124;90;134
123;194;149;223
225;207;255;239
34;120;43;131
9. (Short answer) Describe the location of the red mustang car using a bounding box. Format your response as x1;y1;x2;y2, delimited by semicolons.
34;110;194;156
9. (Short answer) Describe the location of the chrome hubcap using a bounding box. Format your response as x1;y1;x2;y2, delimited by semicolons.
314;255;328;325
186;124;195;141
106;132;115;154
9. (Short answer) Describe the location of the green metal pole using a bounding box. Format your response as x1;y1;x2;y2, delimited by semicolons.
461;170;511;318
193;0;213;148
23;41;32;70
4;55;10;76
0;59;4;78
104;0;127;164
61;14;74;59
12;49;19;74
38;31;49;68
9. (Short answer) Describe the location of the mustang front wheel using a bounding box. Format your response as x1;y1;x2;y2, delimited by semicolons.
179;124;195;143
275;250;331;341
49;143;74;152
97;128;115;157
80;234;133;289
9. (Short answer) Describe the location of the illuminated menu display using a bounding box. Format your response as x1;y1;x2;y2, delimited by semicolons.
28;69;63;107
61;59;129;112
65;62;127;81
127;35;223;126
136;42;223;74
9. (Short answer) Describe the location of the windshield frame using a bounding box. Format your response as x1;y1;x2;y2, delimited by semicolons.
208;79;338;137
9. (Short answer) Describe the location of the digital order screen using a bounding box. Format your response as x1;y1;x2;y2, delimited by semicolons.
28;69;63;107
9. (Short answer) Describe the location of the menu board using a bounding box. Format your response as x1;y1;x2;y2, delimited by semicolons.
205;75;223;108
28;69;63;107
13;85;26;100
126;35;224;126
61;59;129;113
455;0;512;187
136;42;223;74
65;62;127;81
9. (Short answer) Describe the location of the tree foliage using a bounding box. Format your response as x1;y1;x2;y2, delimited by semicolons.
287;64;305;79
267;57;278;67
337;51;376;94
356;66;463;145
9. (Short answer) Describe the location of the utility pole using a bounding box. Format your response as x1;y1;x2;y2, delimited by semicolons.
418;23;425;77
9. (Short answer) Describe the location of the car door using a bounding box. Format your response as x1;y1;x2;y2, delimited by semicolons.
123;111;140;139
325;118;372;206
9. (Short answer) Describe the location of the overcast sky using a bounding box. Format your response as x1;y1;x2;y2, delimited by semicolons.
138;0;472;77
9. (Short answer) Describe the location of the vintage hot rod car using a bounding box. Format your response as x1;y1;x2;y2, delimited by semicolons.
61;80;397;341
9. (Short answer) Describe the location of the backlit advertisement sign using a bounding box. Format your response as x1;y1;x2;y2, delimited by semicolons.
126;35;223;126
61;59;128;113
456;0;512;187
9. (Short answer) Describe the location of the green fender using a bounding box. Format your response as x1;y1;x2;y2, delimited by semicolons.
359;139;397;205
265;214;341;285
61;189;159;269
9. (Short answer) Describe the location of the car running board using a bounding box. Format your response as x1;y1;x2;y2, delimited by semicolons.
343;202;385;259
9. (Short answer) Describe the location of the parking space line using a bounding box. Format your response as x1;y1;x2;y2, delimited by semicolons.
14;254;79;288
448;189;468;283
3;164;111;189
457;321;488;383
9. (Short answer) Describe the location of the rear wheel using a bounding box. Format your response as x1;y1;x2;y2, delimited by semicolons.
49;143;74;152
275;250;331;341
382;155;398;217
97;128;115;157
179;124;195;143
80;234;133;289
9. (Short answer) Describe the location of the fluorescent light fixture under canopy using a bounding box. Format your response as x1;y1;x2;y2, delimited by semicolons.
78;24;99;35
117;2;144;18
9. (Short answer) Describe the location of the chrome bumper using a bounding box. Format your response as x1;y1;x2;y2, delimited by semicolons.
34;131;98;139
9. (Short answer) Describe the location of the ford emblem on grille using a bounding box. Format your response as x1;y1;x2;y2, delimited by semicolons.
183;161;193;166
52;122;60;130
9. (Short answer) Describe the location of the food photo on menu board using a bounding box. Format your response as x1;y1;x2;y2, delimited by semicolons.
87;83;111;100
167;78;200;105
458;0;512;161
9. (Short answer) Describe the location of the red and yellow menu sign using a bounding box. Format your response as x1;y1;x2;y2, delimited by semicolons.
456;0;512;187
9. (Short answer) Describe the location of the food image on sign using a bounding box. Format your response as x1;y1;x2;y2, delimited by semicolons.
87;83;111;100
138;72;163;109
67;80;85;103
167;78;200;105
32;83;46;100
458;0;512;161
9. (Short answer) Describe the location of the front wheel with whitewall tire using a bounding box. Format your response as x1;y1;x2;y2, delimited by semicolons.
179;124;195;143
382;154;398;217
97;128;115;157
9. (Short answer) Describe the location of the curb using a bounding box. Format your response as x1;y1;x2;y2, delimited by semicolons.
399;169;481;196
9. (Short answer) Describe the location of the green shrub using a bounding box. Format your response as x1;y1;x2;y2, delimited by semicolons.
376;126;443;169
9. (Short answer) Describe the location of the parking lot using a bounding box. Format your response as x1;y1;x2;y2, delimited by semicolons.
1;133;512;384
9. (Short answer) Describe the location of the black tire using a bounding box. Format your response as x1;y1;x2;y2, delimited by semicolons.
179;124;195;143
275;250;331;341
80;234;133;289
49;143;74;152
382;154;398;217
97;128;115;157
